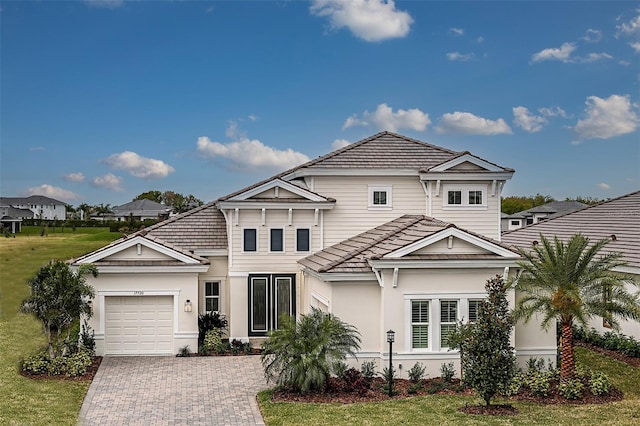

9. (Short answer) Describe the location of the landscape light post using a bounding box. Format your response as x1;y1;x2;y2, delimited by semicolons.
387;329;395;397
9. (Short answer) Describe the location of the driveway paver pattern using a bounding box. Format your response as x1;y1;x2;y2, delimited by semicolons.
79;356;268;426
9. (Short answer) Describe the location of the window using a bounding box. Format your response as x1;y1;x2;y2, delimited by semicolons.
368;185;392;209
440;300;458;348
510;220;520;226
411;300;429;349
448;190;462;205
243;228;257;252
249;274;295;336
270;228;284;252
296;228;310;252
205;281;220;313
468;300;482;323
469;191;482;205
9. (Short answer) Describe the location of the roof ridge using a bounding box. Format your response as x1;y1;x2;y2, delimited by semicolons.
318;215;428;272
133;201;218;237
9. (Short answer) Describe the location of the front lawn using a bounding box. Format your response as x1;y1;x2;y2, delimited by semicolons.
258;347;640;425
0;228;119;425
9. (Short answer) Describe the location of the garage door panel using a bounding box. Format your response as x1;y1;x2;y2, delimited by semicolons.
105;296;174;355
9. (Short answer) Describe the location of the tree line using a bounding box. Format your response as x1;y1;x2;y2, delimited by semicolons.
501;194;603;215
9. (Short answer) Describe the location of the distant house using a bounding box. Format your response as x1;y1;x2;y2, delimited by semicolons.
502;191;640;340
0;205;33;233
0;195;66;221
111;199;171;222
502;200;587;232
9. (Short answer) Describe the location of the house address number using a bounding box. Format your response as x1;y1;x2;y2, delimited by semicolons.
133;291;144;295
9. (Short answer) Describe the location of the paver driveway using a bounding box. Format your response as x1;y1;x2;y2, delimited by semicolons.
79;356;269;426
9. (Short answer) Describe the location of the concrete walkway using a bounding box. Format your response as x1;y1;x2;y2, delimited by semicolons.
79;356;269;426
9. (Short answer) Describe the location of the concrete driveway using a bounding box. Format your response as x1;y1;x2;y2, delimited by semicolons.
79;356;269;426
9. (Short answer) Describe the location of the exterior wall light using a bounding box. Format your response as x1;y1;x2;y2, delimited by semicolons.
184;300;192;312
386;329;395;397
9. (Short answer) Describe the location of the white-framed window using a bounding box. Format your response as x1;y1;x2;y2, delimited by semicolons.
440;300;458;348
510;220;520;226
468;299;482;323
368;185;392;210
243;228;258;252
411;300;430;349
269;228;284;252
443;185;487;209
205;281;220;313
296;228;311;252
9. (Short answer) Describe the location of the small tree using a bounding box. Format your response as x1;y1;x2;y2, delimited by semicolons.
450;275;516;406
21;260;98;358
261;307;361;393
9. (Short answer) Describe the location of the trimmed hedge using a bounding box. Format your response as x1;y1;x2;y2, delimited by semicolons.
574;326;640;357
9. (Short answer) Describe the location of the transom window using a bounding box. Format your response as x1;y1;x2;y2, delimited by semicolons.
243;228;257;252
368;185;392;210
440;300;458;348
270;228;284;252
205;281;220;313
411;300;429;349
296;228;310;252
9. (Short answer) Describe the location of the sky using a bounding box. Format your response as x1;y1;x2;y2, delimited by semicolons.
1;0;639;207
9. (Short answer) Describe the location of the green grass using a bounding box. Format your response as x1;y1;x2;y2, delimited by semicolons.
0;228;120;425
258;348;640;426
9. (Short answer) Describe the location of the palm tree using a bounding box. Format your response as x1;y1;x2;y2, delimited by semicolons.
514;234;639;381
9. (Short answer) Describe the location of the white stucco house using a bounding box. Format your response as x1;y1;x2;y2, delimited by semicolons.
71;132;555;376
0;195;66;220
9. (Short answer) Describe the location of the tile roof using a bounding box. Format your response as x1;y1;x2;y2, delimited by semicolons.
501;191;640;270
504;200;587;219
0;195;66;205
112;199;169;214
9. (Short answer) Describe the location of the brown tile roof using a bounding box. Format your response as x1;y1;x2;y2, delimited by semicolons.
502;191;640;270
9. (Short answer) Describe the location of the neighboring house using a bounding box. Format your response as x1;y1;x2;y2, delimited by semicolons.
111;199;171;222
0;195;66;220
502;191;640;340
72;131;555;375
0;205;32;233
502;200;587;232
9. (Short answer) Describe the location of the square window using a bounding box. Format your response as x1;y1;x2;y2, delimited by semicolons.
373;191;387;205
296;228;310;252
469;191;482;205
411;300;429;349
270;228;284;252
368;185;392;209
448;191;462;205
205;281;220;313
243;229;257;252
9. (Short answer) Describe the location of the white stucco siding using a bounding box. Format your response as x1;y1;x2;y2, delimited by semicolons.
313;176;425;247
331;282;381;354
585;279;640;340
513;291;557;368
86;272;199;356
429;181;500;240
304;273;333;313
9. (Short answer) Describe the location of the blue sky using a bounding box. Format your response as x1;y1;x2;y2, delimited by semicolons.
1;0;639;207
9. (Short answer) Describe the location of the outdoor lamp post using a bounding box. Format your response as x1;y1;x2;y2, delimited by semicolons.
387;329;395;397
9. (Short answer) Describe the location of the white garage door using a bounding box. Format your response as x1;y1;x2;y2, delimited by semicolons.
105;296;174;355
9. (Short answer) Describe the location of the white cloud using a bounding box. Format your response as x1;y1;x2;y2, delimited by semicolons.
512;107;547;133
64;172;85;183
477;36;484;43
103;151;175;179
84;0;123;9
91;173;124;191
580;52;613;62
597;183;611;190
248;114;257;122
197;136;310;171
582;29;602;43
343;103;431;132
446;52;475;62
449;27;464;36
574;94;639;141
332;139;351;150
531;42;577;63
310;0;413;42
436;112;512;135
617;10;640;37
29;146;45;152
24;184;82;202
539;106;568;118
630;42;640;53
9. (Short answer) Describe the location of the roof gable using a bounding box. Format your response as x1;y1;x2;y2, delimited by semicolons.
226;179;330;202
427;152;509;173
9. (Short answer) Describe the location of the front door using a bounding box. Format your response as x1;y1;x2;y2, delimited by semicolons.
248;274;295;336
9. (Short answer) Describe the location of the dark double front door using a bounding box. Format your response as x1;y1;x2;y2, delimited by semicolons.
248;274;295;336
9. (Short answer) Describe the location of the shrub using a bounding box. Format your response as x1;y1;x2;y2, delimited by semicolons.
408;383;422;394
440;362;455;383
407;362;426;383
198;312;228;346
203;329;225;354
589;371;611;396
381;365;396;383
526;357;547;373
360;360;376;381
64;350;93;376
558;379;584;400
230;339;251;354
79;320;96;354
21;350;92;377
261;307;361;393
21;351;51;375
177;345;192;357
527;371;552;397
333;361;348;378
340;368;369;394
426;381;445;394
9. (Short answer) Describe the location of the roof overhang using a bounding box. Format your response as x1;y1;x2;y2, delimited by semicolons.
419;171;514;181
302;267;377;282
193;249;229;257
75;265;210;274
428;153;509;173
369;258;519;269
217;201;335;210
283;168;419;179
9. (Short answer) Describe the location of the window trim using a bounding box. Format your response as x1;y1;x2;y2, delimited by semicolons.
269;227;285;253
442;184;487;209
242;228;258;253
411;300;430;350
368;185;393;210
204;281;221;313
295;227;311;253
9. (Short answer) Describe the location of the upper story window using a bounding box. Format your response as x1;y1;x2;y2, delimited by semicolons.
296;228;310;252
243;228;257;252
270;228;284;252
368;185;392;210
205;281;220;313
443;185;487;209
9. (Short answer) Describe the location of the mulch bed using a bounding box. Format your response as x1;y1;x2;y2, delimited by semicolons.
576;340;640;368
20;356;103;382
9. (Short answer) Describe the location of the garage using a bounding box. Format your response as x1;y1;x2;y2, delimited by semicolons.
105;296;174;355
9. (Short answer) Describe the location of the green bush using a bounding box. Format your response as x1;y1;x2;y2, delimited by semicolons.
360;361;376;381
21;350;92;377
177;345;192;357
198;312;228;346
558;379;584;400
333;361;348;378
440;361;455;383
527;371;552;397
21;351;51;375
589;371;611;396
407;362;426;383
203;329;225;354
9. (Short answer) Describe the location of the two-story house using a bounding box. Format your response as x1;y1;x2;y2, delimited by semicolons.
0;195;66;220
72;132;555;376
